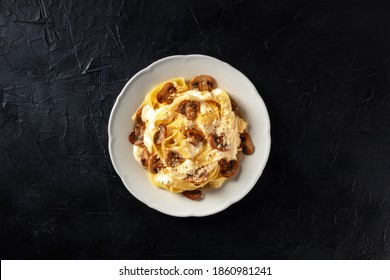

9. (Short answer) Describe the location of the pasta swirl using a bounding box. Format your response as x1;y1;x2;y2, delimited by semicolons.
129;76;254;199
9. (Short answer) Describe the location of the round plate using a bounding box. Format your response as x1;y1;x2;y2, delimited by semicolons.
108;54;271;217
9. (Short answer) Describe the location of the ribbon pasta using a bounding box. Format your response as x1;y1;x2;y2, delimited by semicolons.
129;76;254;199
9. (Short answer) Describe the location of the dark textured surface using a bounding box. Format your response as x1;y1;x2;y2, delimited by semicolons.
1;0;390;260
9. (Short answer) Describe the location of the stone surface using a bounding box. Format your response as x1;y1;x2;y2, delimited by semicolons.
1;0;390;259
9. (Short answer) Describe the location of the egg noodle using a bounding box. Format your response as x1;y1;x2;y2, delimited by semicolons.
129;76;254;199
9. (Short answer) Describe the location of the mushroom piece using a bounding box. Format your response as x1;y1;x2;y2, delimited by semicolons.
185;129;205;146
165;151;184;167
190;75;217;91
134;123;145;137
229;97;238;112
134;106;143;123
156;82;177;104
153;124;167;145
178;100;200;120
219;159;239;178
128;131;143;146
148;154;164;174
184;170;208;186
208;134;229;151
140;147;150;168
240;132;255;155
182;189;203;200
129;121;145;146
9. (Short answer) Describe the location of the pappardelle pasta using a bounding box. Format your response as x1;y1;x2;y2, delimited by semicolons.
128;75;254;200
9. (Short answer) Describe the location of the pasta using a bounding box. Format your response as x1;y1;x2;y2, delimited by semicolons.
128;75;254;200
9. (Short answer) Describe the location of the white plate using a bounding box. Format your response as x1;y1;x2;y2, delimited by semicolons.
108;54;271;217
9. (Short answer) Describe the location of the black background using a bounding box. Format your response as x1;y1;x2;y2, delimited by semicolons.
1;0;390;259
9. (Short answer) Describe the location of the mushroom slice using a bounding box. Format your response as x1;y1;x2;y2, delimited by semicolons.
184;170;208;186
208;134;229;151
128;131;143;146
218;159;238;178
156;82;177;104
190;75;217;91
129;122;145;146
240;132;255;155
140;147;150;168
178;100;200;120
182;189;203;200
153;124;167;145
134;123;145;137
185;129;205;146
134;106;143;123
165;151;184;167
148;154;164;174
229;97;239;112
